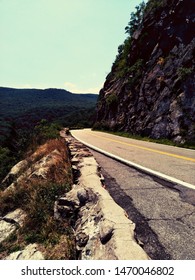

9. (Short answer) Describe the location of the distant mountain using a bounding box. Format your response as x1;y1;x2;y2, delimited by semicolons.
0;87;97;118
95;0;195;145
0;87;98;146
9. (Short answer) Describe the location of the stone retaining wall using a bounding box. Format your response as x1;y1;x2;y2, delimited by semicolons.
57;131;149;260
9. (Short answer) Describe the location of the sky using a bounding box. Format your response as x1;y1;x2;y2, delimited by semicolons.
0;0;145;94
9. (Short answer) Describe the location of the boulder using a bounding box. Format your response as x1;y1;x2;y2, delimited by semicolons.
0;209;26;243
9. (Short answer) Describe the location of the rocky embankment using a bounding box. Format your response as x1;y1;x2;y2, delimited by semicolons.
58;129;149;260
0;130;149;260
95;0;195;144
0;138;73;260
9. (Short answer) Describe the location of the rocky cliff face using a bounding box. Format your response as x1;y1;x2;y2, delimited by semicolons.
95;0;195;144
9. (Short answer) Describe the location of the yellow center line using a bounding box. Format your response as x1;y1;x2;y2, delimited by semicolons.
86;132;195;163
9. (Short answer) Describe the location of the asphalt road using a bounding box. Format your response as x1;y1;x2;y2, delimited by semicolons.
89;150;195;260
71;129;195;188
70;129;195;259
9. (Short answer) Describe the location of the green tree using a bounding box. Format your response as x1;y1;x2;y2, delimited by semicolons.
125;1;146;36
33;120;61;145
112;1;146;77
145;0;167;15
0;147;16;183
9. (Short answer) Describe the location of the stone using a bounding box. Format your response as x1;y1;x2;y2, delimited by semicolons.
0;220;16;243
76;232;89;248
60;136;150;260
77;189;89;205
99;220;114;244
4;208;26;227
6;244;44;260
1;160;28;189
0;209;26;243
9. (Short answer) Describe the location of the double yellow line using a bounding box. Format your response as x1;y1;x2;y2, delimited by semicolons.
87;132;195;163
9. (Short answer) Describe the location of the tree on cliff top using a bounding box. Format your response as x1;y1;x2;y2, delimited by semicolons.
125;1;146;36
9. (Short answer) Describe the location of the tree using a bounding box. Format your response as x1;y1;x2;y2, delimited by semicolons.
125;1;146;36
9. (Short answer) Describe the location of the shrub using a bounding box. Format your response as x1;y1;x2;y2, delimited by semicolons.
34;120;61;143
0;147;17;184
93;120;111;131
145;0;167;15
105;93;118;107
177;67;193;80
125;1;146;36
127;59;144;87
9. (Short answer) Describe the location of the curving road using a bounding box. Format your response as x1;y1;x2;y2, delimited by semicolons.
70;129;195;259
71;129;195;188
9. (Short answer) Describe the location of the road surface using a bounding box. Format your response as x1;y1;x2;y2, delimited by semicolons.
71;129;195;188
70;129;195;259
90;149;195;260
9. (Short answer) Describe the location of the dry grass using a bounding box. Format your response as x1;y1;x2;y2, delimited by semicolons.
0;138;76;259
31;139;69;161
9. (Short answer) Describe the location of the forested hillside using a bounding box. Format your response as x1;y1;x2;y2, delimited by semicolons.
0;87;97;140
0;87;97;181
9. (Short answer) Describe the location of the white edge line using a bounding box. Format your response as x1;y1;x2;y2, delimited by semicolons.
71;133;195;191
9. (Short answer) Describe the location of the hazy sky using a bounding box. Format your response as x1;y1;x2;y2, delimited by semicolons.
0;0;145;93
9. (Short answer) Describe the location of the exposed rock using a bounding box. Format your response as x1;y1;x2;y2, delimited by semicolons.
56;135;149;260
0;138;72;260
76;232;89;248
0;209;26;243
28;149;62;180
77;189;89;205
95;0;195;144
3;208;26;226
99;220;114;244
1;160;28;190
2;139;71;191
5;244;44;260
0;220;16;243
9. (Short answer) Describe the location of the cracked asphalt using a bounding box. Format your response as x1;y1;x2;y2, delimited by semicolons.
90;149;195;260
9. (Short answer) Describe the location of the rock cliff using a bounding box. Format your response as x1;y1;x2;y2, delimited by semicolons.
95;0;195;144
